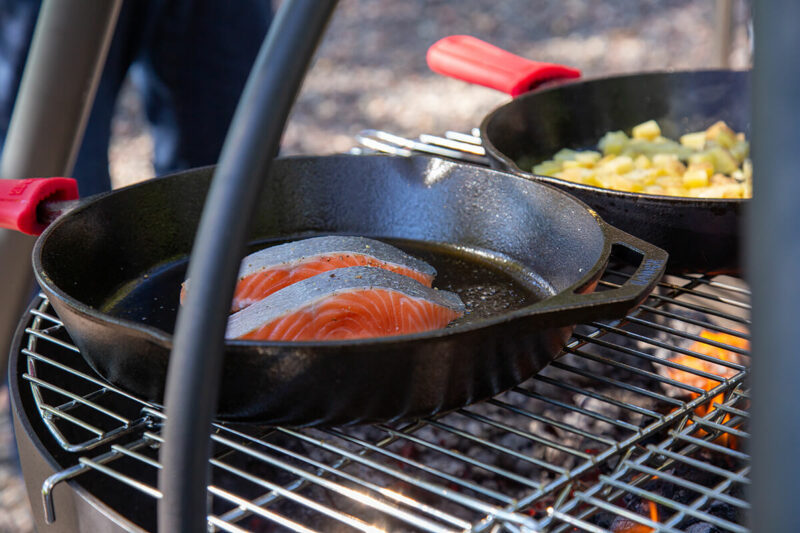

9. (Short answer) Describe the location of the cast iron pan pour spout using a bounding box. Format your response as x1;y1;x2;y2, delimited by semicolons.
157;1;338;532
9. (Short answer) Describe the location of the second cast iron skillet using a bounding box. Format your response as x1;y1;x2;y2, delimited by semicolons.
428;35;749;274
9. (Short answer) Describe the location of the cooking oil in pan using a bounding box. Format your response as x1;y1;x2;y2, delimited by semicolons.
104;237;548;333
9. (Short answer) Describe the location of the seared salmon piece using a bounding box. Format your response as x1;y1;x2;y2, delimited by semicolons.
226;266;464;341
182;235;436;312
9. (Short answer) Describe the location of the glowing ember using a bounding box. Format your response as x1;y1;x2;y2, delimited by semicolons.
611;500;659;533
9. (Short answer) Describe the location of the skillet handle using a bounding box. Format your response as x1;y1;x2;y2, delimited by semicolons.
0;178;78;235
426;35;581;97
526;223;668;327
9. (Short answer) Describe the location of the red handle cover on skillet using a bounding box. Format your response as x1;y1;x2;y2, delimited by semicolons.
427;35;581;97
0;177;78;235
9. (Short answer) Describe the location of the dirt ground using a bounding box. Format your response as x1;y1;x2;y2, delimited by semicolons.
2;1;751;531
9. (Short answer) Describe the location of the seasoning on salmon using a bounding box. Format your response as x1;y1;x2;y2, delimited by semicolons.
181;235;437;312
226;266;465;341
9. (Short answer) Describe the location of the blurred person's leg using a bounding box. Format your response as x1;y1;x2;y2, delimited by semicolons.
0;0;40;150
134;0;273;175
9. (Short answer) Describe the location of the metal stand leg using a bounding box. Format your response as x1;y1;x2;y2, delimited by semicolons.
0;0;122;368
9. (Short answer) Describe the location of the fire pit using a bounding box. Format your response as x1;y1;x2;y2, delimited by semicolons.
9;178;750;532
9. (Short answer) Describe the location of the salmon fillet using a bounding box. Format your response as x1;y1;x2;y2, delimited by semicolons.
182;236;436;312
226;266;465;341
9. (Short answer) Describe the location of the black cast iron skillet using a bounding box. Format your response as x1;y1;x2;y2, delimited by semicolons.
428;35;749;274
15;155;666;425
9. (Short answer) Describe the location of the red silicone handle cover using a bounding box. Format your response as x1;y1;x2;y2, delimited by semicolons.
0;177;78;235
427;35;581;97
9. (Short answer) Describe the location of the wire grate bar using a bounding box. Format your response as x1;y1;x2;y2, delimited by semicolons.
316;428;515;505
597;475;747;533
552;356;685;407
633;303;750;340
534;373;661;420
574;493;683;533
569;334;710;393
29;308;64;326
23;349;155;407
624;462;750;509
637;291;751;325
417;133;487;155
673;275;751;296
710;402;750;418
209;458;390;533
39;404;103;436
647;446;750;484
456;408;594;460
669;430;751;462
23;373;131;424
208;515;251;533
657;281;752;311
587;324;747;372
689;417;750;439
486;398;618;446
78;456;162;499
23;327;81;352
423;418;567;475
110;444;161;469
225;428;473;530
299;428;540;528
545;508;608;533
512;386;639;432
443;130;482;145
207;486;318;533
376;424;546;488
622;316;750;356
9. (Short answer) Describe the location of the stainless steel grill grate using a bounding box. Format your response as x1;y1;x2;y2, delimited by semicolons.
15;132;751;532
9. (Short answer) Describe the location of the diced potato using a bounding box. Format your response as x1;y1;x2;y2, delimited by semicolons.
538;119;751;199
601;155;634;174
632;120;661;141
706;121;736;142
652;153;679;167
707;146;739;175
682;168;710;188
574;150;602;166
680;131;707;150
598;131;629;155
644;185;666;195
656;176;683;188
532;161;562;176
687;161;713;178
729;140;749;163
553;148;579;162
555;166;590;183
634;154;652;169
711;173;736;186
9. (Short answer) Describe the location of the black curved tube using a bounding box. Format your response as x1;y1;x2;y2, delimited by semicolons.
158;2;337;531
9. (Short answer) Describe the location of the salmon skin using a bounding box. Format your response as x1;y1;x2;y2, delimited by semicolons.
226;266;465;341
182;235;437;312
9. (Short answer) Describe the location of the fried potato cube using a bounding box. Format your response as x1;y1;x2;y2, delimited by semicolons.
680;131;707;150
574;150;602;166
602;155;634;174
683;168;710;188
705;121;738;149
532;161;562;176
632;120;661;141
687;161;714;178
634;154;652;169
553;148;579;162
598;130;629;155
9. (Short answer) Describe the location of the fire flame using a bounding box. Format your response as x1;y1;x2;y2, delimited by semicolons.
611;501;659;533
665;329;749;448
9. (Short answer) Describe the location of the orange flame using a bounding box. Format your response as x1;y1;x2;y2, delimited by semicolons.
666;330;749;448
611;501;659;533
